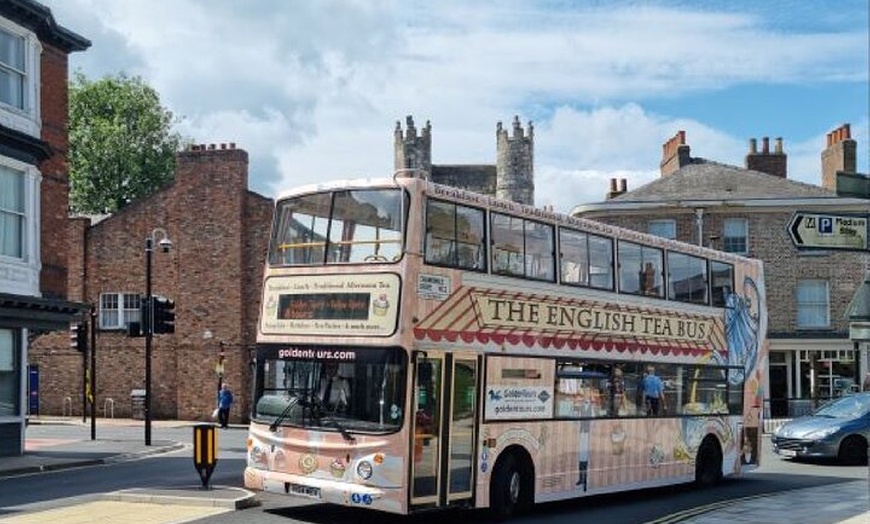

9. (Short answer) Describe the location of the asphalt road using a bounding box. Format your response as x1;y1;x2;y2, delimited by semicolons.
1;423;867;524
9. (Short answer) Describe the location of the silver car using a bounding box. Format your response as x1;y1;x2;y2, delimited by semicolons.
771;392;870;465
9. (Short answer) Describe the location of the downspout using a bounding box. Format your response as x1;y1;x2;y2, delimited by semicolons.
694;208;705;246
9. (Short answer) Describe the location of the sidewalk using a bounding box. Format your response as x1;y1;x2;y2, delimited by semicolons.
0;416;256;522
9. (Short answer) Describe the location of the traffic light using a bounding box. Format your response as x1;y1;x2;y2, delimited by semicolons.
152;295;175;334
70;322;88;352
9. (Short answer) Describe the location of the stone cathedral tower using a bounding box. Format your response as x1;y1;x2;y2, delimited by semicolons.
392;115;535;205
393;116;432;174
496;116;534;206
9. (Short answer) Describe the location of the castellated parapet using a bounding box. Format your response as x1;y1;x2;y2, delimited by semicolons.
496;116;535;206
393;114;535;205
394;116;432;174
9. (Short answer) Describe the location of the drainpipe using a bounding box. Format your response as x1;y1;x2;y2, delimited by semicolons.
694;208;705;246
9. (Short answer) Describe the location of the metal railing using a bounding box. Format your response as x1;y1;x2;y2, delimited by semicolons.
102;398;115;419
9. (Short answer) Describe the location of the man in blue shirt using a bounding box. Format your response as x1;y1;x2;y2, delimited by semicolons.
642;366;665;415
217;383;234;428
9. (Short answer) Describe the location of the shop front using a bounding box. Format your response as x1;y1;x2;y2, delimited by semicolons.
767;339;864;420
0;293;85;457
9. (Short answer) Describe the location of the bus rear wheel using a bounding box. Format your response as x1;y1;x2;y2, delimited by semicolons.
490;453;530;520
694;437;722;487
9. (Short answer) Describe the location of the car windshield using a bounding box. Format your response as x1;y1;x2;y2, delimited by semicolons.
814;395;870;419
253;347;407;434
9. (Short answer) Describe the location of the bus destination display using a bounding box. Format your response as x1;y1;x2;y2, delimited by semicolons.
278;293;370;320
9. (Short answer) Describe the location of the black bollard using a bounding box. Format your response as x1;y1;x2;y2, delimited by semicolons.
193;424;218;489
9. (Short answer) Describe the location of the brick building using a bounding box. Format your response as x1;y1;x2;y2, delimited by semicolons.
572;124;870;418
30;144;273;423
30;114;532;424
0;1;89;456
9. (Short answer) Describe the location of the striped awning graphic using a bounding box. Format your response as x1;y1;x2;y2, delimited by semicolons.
413;287;726;358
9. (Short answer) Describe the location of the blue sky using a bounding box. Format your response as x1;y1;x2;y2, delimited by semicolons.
42;0;868;212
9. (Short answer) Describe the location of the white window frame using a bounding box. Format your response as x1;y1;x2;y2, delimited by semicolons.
0;164;24;259
0;18;41;137
648;219;676;240
100;292;142;330
796;280;829;329
722;218;748;255
0;156;39;296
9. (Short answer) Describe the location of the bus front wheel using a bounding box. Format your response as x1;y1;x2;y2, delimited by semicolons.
490;453;529;520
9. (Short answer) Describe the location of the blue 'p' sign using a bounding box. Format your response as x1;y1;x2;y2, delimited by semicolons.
818;217;833;235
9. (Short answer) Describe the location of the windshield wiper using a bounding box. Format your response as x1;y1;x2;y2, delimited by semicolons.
307;393;357;444
269;389;306;432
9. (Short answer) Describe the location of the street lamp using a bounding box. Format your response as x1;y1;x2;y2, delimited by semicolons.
215;342;226;394
204;330;225;395
145;227;173;446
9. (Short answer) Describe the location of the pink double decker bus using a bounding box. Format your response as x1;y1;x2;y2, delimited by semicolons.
244;171;768;518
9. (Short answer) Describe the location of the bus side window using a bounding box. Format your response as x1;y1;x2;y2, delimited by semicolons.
456;204;485;271
525;221;555;282
457;244;482;269
425;232;455;266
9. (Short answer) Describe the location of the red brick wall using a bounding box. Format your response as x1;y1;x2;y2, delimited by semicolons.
30;145;274;421
38;43;72;299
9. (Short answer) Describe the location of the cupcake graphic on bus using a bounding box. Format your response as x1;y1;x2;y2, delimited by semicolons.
372;293;390;316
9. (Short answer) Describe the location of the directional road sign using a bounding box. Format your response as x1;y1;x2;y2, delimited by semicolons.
788;212;868;251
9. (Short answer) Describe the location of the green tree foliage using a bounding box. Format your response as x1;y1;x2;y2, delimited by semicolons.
68;72;187;213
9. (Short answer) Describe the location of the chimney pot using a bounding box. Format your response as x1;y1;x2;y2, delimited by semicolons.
762;137;769;154
230;143;236;149
749;138;757;154
620;179;627;192
775;137;783;154
610;178;618;192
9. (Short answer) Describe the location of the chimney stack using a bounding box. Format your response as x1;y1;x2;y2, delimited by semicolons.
606;178;628;199
821;123;857;191
660;130;691;177
745;135;787;178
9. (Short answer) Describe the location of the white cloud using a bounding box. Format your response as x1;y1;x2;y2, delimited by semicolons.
43;0;868;207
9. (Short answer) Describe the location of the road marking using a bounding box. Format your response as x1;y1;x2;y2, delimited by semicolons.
0;500;230;523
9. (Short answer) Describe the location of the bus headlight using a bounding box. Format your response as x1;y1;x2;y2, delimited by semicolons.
356;460;373;480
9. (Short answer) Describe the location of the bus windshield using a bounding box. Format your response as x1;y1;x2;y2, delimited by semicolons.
270;188;407;266
253;347;407;434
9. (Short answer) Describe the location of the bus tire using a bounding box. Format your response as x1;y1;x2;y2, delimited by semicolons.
694;436;722;487
489;452;531;520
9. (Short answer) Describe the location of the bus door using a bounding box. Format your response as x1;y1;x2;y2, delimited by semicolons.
410;352;479;509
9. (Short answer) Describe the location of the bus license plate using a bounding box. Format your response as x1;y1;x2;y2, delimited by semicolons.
287;483;321;499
